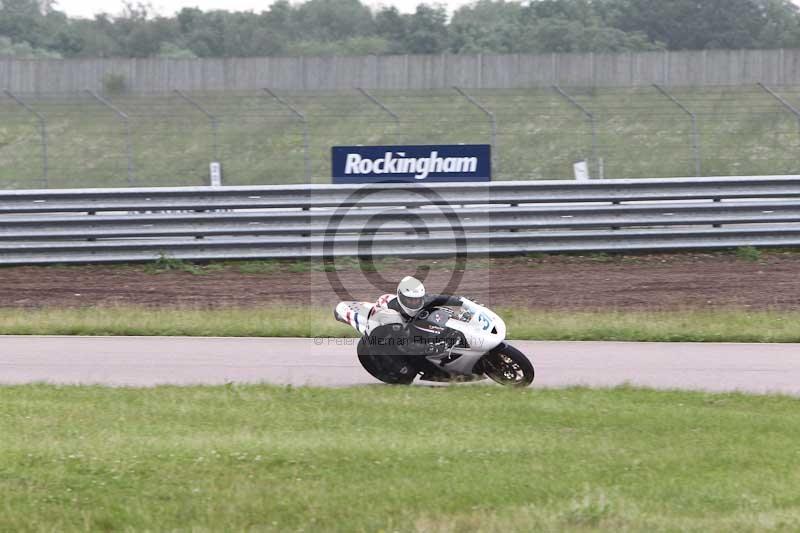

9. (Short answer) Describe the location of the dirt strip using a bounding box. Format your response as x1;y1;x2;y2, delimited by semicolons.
1;252;799;311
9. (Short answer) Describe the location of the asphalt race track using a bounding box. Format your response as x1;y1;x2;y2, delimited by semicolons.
2;336;800;395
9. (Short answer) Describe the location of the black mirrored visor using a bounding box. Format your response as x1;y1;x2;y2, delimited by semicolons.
400;295;424;309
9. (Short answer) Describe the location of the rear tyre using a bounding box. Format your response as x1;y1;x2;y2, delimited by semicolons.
481;343;534;387
357;337;417;385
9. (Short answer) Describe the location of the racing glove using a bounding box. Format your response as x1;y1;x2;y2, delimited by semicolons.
460;297;479;312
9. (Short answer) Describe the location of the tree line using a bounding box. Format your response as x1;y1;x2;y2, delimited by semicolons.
2;0;800;59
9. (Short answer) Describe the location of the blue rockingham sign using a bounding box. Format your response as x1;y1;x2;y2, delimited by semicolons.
332;144;491;184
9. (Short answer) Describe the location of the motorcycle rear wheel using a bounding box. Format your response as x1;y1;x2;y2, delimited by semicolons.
481;343;534;387
357;337;417;385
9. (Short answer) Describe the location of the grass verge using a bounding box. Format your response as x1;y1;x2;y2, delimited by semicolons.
1;384;799;531
1;306;799;342
25;248;800;276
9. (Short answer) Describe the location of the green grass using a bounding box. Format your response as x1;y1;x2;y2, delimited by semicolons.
736;245;763;262
2;306;799;342
1;384;799;531
14;249;781;279
502;308;800;343
24;256;438;276
2;86;800;188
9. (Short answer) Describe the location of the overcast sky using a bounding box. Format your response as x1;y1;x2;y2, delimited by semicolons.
53;0;467;18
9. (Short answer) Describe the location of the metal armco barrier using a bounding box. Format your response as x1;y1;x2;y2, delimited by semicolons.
1;176;800;265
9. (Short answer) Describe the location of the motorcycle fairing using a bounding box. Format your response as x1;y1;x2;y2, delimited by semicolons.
336;298;507;380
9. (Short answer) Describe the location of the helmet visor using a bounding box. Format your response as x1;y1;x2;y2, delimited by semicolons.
399;294;424;311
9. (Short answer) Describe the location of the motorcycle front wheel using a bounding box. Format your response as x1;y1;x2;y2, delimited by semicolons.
481;343;534;387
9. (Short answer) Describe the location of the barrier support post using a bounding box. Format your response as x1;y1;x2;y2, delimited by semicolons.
454;86;497;174
757;81;800;137
85;89;135;185
553;85;599;179
264;88;311;182
174;89;220;163
356;87;401;143
4;89;48;188
653;84;701;177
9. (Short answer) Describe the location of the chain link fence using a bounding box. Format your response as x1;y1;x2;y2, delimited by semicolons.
1;85;800;189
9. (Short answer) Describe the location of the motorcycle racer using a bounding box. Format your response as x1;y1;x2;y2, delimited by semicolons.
372;276;476;322
334;276;535;386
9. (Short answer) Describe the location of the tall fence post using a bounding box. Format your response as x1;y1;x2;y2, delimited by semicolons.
553;85;599;178
85;89;135;185
174;89;219;163
356;87;401;143
757;81;800;138
653;84;701;177
263;88;311;182
453;86;497;174
4;89;48;188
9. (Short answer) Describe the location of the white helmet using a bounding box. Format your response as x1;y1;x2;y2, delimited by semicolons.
397;276;426;317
